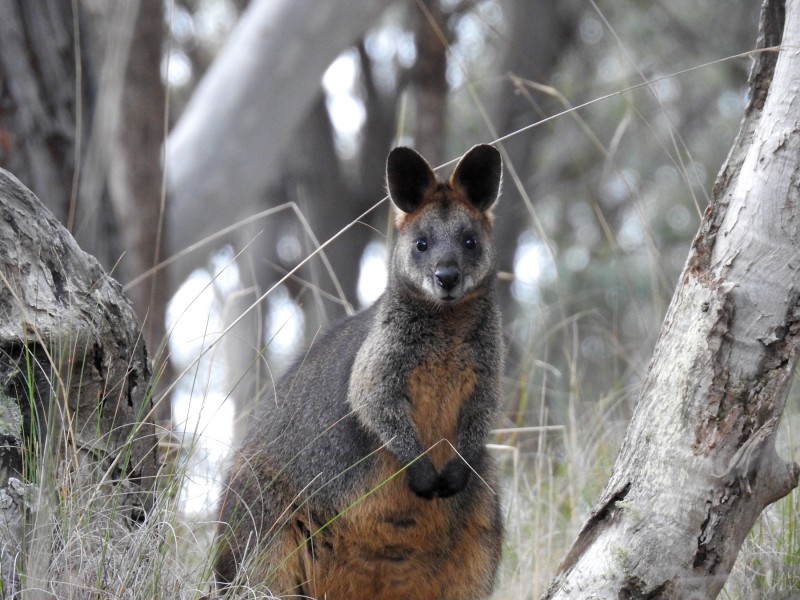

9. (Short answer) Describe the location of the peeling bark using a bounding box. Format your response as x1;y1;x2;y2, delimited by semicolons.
543;0;800;597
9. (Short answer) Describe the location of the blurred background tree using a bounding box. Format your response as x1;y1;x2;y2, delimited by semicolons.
0;0;169;417
155;0;760;452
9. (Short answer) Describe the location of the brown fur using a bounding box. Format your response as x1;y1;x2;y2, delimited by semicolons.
394;182;494;230
223;336;500;599
409;335;478;470
263;457;500;600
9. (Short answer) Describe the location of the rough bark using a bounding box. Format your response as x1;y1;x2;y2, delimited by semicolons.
543;1;800;597
0;169;158;595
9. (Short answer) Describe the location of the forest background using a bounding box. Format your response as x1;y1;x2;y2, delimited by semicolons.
1;0;797;597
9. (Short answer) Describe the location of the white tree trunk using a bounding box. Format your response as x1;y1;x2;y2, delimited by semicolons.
544;1;800;597
164;0;395;284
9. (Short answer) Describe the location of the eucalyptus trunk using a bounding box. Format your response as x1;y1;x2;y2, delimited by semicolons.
544;0;800;597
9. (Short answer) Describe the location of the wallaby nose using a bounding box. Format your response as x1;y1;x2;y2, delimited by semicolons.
435;267;460;291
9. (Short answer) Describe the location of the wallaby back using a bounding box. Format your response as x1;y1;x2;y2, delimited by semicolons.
215;144;505;600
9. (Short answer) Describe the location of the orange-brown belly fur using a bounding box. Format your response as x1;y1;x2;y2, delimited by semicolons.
264;454;499;600
252;345;498;599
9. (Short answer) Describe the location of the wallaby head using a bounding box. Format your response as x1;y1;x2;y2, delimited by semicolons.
386;144;503;305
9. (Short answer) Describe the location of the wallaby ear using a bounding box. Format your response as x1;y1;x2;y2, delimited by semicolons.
450;144;502;212
386;147;437;214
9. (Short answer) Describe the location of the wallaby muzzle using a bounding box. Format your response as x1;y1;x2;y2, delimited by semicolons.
435;266;460;291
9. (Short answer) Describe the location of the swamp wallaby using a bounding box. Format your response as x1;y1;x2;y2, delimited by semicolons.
215;144;505;600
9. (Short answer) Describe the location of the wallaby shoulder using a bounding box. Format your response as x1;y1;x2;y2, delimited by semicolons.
238;301;382;500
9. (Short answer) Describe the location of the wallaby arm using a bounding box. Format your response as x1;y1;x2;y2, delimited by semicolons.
457;305;504;465
349;293;503;500
436;366;503;496
349;364;429;465
436;301;504;497
348;329;440;498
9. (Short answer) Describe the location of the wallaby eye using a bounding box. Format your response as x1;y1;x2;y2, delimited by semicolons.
464;236;478;250
415;238;428;252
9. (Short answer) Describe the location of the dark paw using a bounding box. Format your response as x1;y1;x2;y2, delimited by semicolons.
436;458;471;498
406;459;439;500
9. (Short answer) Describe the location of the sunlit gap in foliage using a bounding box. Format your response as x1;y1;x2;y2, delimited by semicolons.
165;247;239;513
165;244;321;513
323;52;365;160
323;9;420;159
512;231;555;305
265;285;305;363
162;0;238;89
357;241;388;308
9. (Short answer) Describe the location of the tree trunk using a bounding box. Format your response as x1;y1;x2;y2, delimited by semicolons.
84;0;171;422
103;0;168;360
259;94;356;326
0;0;122;267
0;168;158;596
412;0;448;167
491;0;577;303
164;0;396;288
0;0;81;228
0;1;170;401
543;1;800;597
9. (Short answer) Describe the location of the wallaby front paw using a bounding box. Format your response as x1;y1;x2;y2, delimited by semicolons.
436;458;471;498
406;459;439;500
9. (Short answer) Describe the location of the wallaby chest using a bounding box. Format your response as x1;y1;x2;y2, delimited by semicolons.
350;296;486;466
406;330;478;468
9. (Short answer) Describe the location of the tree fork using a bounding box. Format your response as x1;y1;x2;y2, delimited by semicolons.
544;0;800;597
